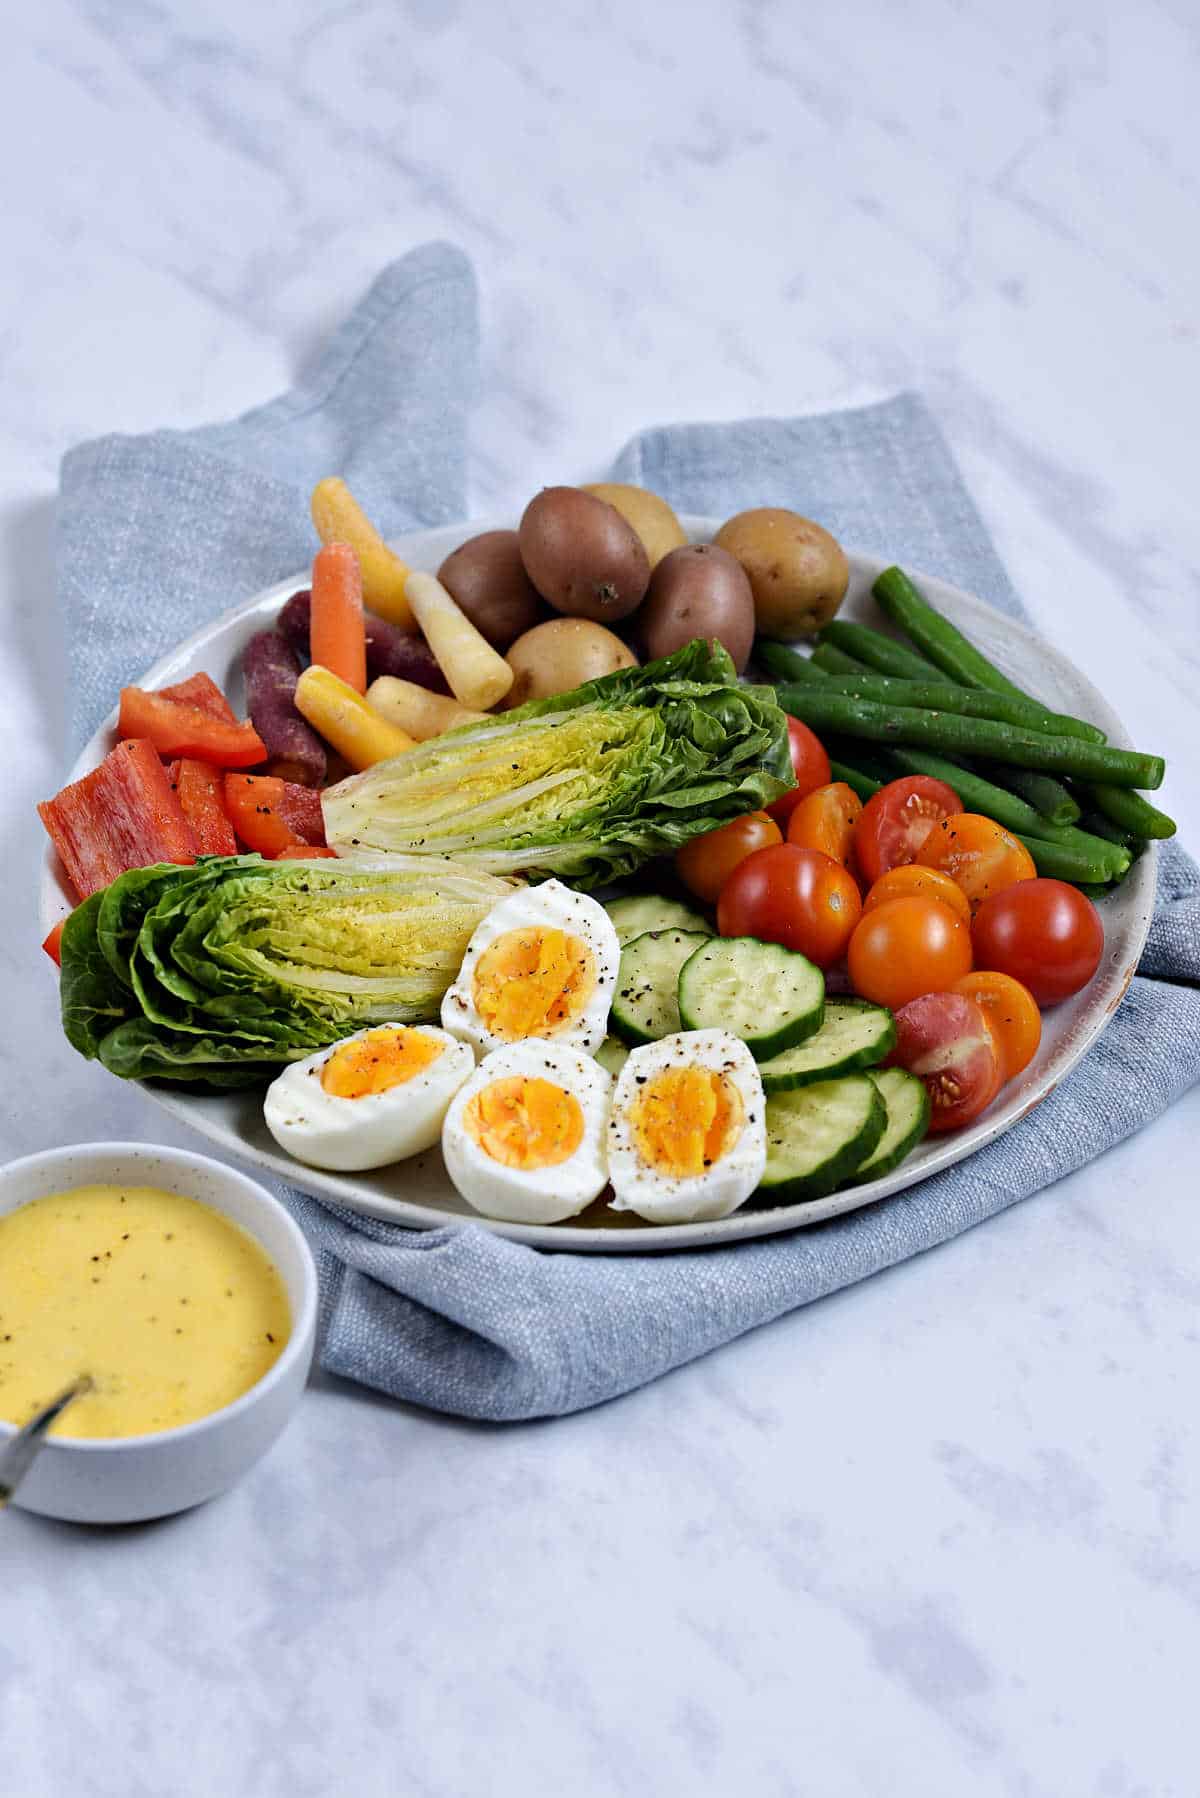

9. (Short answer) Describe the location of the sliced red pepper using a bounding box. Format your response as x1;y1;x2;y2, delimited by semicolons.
224;774;305;857
274;782;326;846
119;687;266;768
38;738;196;900
274;845;339;860
168;758;238;855
42;918;67;966
158;672;238;725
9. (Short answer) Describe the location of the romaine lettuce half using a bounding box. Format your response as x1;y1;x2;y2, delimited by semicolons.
59;853;520;1086
322;640;795;885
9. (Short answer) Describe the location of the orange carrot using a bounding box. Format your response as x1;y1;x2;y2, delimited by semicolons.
310;543;367;693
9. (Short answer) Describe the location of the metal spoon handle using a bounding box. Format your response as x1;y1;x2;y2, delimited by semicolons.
0;1376;93;1508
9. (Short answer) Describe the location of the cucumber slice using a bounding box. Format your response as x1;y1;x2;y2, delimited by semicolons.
759;1075;886;1202
594;1036;630;1080
850;1069;930;1184
757;1000;896;1093
677;936;824;1061
610;929;711;1045
605;894;712;948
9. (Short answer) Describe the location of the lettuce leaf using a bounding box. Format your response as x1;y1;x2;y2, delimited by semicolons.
322;640;795;885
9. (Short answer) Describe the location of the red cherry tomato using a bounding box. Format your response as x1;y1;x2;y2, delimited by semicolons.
853;775;962;886
676;811;782;905
888;992;1003;1134
766;716;833;826
971;878;1104;1005
717;843;862;968
846;895;973;1010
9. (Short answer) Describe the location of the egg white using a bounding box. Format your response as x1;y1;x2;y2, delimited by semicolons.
607;1029;766;1224
264;1023;474;1172
442;1039;613;1225
440;879;619;1059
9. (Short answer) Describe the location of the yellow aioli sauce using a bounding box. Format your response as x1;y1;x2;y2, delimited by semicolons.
0;1185;291;1439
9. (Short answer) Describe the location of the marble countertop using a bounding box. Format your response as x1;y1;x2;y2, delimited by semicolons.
3;3;1198;1792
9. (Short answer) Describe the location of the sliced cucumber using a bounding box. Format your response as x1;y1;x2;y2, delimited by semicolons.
594;1035;630;1080
605;893;712;948
850;1069;930;1184
676;936;824;1061
759;1075;886;1202
610;929;711;1045
756;999;896;1093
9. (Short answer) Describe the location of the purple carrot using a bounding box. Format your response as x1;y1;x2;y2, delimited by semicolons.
241;628;327;788
276;588;450;694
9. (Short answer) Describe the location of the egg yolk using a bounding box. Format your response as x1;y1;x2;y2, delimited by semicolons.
464;1075;585;1170
473;928;596;1041
321;1027;444;1098
630;1067;745;1179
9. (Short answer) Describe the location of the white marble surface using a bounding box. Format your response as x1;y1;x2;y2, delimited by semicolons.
3;2;1198;1792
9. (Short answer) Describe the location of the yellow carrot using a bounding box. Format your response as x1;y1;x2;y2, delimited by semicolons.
403;572;514;711
295;666;414;771
310;542;367;694
366;676;488;741
311;478;414;630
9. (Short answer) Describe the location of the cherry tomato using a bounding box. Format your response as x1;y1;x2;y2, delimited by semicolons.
766;717;832;826
677;811;782;905
853;775;962;885
949;971;1042;1081
717;843;862;968
888;992;1003;1134
862;863;972;927
846;895;973;1010
786;781;863;867
971;878;1104;1005
914;811;1037;913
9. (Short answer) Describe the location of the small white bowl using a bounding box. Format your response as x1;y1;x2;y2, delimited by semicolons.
0;1142;318;1525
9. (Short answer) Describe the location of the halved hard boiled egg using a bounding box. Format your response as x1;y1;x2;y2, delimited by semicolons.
441;1040;613;1224
607;1030;766;1223
440;879;619;1059
264;1024;474;1172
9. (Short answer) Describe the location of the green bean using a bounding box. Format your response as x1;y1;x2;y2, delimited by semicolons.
818;619;942;679
813;673;1102;741
872;566;1029;698
1017;835;1128;887
754;640;825;683
978;766;1082;825
772;687;1164;788
1078;810;1135;849
810;642;872;676
828;759;883;801
1080;782;1177;841
822;736;904;787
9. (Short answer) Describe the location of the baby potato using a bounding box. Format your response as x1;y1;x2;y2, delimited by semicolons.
437;529;543;650
713;508;849;639
639;543;755;672
503;618;637;709
518;487;650;624
581;483;687;570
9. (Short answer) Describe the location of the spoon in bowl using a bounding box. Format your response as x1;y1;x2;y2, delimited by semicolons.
0;1376;93;1509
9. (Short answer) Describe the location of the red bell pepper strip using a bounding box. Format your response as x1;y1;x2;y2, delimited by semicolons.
166;758;238;855
224;774;309;857
42;919;67;966
119;687;266;768
158;672;238;725
274;845;339;860
38;739;196;900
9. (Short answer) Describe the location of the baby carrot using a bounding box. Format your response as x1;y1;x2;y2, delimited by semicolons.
310;543;367;694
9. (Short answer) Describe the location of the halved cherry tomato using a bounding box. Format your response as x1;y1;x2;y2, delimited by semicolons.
862;863;972;928
766;716;832;826
853;775;962;885
717;844;862;968
971;878;1103;1005
950;971;1042;1081
786;782;862;867
888;992;1003;1134
846;895;973;1010
677;811;782;905
914;812;1036;913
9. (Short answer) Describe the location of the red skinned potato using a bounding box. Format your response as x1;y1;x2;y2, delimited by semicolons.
518;487;650;624
276;590;450;694
436;530;543;649
639;543;755;672
242;629;327;788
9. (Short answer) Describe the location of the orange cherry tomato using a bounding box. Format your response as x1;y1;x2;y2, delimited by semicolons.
949;970;1042;1082
786;781;863;867
847;895;973;1010
677;811;783;905
862;863;972;928
914;812;1037;913
717;844;862;968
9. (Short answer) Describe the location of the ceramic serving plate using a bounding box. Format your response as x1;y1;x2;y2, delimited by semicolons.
40;518;1156;1253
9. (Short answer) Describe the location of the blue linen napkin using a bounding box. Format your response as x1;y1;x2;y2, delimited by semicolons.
57;245;1200;1420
